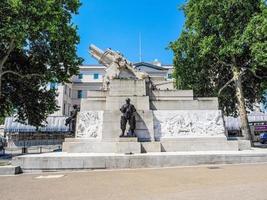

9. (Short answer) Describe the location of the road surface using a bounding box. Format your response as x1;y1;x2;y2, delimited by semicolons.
1;163;267;200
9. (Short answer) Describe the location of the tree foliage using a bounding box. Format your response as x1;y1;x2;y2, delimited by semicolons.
170;0;267;140
0;0;83;126
170;0;267;115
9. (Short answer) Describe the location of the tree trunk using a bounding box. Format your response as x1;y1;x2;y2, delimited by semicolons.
233;66;252;144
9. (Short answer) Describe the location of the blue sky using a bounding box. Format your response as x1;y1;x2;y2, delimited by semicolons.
73;0;185;65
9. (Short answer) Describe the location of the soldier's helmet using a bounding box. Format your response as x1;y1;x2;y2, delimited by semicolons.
126;98;131;103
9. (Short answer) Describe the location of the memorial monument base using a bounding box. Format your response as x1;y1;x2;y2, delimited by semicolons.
62;136;239;154
61;79;244;155
12;149;267;172
63;138;141;154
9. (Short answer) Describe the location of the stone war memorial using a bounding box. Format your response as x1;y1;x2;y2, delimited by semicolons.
13;45;255;171
62;44;237;153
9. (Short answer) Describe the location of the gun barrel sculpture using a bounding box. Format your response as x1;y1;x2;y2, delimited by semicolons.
89;45;114;67
89;44;148;89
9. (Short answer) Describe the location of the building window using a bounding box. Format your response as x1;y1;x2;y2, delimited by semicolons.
77;90;83;99
69;88;71;97
93;73;99;79
78;73;83;79
167;74;173;79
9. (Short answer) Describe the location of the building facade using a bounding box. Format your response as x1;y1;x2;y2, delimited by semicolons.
48;82;73;116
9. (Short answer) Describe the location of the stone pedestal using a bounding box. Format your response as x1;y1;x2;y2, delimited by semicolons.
102;110;154;142
63;138;141;154
0;166;22;175
62;79;238;154
141;142;161;153
160;136;238;152
109;79;146;96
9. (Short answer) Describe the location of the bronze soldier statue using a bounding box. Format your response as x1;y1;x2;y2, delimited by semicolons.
65;104;80;134
120;98;136;137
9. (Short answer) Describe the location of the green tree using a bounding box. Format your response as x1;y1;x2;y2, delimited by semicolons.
170;0;267;142
0;0;83;126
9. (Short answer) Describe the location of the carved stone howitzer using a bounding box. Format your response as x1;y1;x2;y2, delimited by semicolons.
89;44;148;89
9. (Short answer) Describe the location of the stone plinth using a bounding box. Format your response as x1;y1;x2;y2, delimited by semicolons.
81;98;106;111
149;90;194;101
102;110;154;142
160;137;238;152
0;165;22;175
119;137;138;142
141;142;161;153
63;136;238;153
109;79;146;96
66;79;232;155
150;98;218;110
106;96;150;111
12;150;267;171
63;140;141;154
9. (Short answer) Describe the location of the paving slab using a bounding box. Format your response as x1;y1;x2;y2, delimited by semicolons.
2;163;267;200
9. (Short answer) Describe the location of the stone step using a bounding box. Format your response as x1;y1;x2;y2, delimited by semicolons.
0;165;22;175
119;137;138;142
63;141;141;154
160;140;238;152
12;150;267;172
63;137;238;154
141;142;161;153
